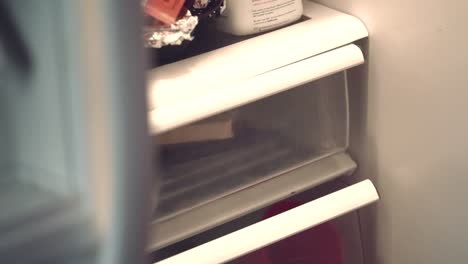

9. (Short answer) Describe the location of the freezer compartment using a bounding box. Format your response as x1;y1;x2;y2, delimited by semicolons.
151;178;378;264
152;71;349;227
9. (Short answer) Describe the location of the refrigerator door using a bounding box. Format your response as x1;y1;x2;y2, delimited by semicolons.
0;1;154;263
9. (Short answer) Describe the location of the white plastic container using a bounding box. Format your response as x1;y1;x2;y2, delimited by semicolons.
217;0;303;36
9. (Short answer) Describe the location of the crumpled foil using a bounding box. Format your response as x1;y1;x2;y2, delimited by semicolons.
193;0;210;8
143;11;199;49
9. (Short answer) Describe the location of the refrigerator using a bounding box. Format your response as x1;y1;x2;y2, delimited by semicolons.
1;0;466;263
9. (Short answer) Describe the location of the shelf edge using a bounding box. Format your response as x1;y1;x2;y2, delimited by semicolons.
149;44;364;134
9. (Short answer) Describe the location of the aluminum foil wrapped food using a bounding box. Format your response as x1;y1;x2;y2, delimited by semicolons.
142;0;226;48
189;0;226;17
193;0;210;8
143;11;199;49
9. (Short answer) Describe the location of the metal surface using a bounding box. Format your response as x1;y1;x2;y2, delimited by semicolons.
2;0;154;263
77;1;155;264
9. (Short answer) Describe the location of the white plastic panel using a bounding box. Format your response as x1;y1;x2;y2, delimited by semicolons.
155;180;379;264
148;44;363;134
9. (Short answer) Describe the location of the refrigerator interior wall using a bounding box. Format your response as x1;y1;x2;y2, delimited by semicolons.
315;0;468;263
156;71;348;221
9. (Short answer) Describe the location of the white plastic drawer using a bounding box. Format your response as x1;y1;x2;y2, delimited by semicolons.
153;180;379;264
155;72;349;220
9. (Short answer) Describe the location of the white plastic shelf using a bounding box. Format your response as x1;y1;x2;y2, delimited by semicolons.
147;2;368;134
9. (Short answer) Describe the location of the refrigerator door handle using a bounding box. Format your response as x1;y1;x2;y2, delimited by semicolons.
155;179;379;264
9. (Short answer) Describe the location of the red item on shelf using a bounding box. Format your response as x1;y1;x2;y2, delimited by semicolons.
233;201;344;264
144;0;186;25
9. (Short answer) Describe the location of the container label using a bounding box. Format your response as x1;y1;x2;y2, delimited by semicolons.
251;0;300;32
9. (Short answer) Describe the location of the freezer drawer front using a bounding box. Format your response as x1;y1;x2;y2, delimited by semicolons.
155;180;379;264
